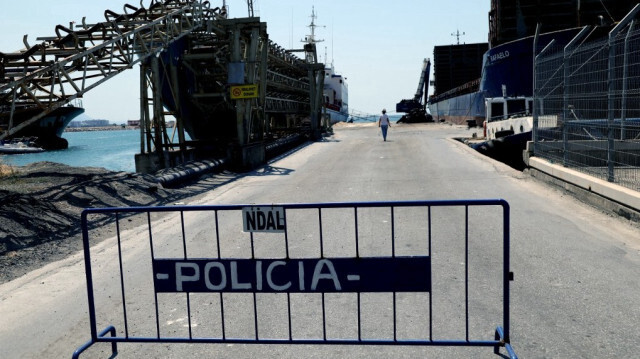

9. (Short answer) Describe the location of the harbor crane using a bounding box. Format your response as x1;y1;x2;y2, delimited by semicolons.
396;58;432;122
247;0;255;17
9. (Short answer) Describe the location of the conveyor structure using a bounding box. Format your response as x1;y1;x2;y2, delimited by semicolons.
0;0;325;171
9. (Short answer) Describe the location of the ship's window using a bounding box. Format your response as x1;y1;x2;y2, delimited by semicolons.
339;80;342;84
491;102;504;120
507;99;526;116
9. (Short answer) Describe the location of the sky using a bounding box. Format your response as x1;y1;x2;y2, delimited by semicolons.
0;0;490;122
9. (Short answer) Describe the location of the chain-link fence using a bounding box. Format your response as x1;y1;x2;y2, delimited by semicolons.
533;7;640;191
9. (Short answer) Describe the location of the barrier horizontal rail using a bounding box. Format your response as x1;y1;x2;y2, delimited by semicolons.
73;199;517;358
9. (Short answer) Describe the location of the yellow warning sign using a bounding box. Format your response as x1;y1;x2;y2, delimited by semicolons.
230;84;259;99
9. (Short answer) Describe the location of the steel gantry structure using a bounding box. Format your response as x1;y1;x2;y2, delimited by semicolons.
1;0;325;172
0;0;216;148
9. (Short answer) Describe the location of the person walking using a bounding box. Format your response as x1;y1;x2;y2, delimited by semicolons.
378;108;391;141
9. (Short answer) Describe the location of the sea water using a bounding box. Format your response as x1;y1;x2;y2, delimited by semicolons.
1;117;401;172
349;114;402;123
1;130;141;172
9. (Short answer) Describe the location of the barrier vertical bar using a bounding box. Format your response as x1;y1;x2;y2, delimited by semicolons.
502;201;511;343
80;211;98;341
390;206;396;255
180;211;194;339
354;207;362;341
391;206;397;341
427;206;433;342
115;213;129;338
318;208;324;257
214;210;226;340
180;211;188;256
250;231;259;339
465;205;470;342
147;211;161;339
283;208;293;341
318;208;327;340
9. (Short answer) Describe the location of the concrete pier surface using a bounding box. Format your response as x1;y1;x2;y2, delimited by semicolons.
1;122;639;358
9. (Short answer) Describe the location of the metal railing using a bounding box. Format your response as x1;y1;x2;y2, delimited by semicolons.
533;5;640;191
73;200;516;358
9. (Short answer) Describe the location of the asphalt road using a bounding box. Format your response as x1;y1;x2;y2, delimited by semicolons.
1;122;639;358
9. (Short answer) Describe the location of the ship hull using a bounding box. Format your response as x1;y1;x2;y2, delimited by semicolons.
480;29;580;98
429;28;580;126
323;65;348;125
0;106;84;150
325;108;349;124
430;92;485;126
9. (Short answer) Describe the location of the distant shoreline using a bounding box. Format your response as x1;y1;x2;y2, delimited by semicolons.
64;126;139;132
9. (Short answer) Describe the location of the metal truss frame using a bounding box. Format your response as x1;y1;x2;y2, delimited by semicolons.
0;0;218;140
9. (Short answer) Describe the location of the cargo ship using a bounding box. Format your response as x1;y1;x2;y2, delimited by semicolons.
0;105;85;150
428;0;638;127
428;43;487;126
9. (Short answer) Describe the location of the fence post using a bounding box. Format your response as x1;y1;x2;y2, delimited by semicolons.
532;24;540;155
608;4;640;182
621;20;635;141
533;39;557;157
608;28;616;182
563;26;591;167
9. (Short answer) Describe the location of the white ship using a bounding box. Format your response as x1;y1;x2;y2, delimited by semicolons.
302;7;349;124
323;63;349;123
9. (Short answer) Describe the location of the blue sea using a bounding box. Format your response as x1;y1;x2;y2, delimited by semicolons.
349;114;402;123
1;130;141;172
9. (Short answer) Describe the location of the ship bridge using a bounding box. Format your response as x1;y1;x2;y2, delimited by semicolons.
0;0;326;172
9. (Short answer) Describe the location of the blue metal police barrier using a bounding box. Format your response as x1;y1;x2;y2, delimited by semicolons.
73;200;517;358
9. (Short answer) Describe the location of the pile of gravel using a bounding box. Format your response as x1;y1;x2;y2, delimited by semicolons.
0;162;188;282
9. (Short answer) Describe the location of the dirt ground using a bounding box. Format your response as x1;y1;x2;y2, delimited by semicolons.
0;161;229;284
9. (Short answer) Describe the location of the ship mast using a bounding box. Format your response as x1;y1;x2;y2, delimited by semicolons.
302;7;324;63
303;7;324;45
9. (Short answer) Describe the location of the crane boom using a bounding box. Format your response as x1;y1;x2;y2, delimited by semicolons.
396;58;431;113
414;58;431;104
247;0;254;17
